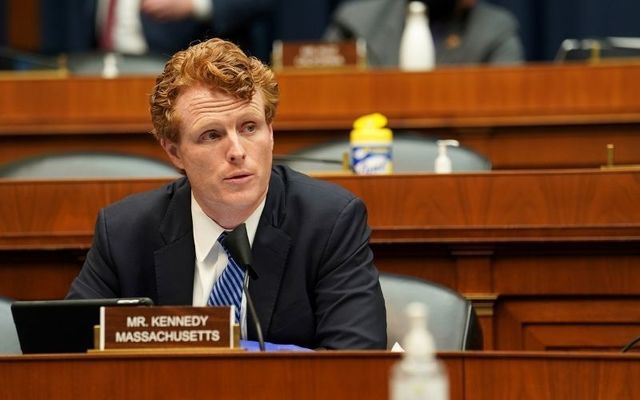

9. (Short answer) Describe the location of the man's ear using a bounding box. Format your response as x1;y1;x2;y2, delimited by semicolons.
268;123;274;151
160;138;185;170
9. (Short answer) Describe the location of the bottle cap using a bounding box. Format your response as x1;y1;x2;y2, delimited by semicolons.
351;113;393;142
408;1;426;14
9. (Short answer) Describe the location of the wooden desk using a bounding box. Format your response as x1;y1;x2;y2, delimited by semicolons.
1;63;640;169
1;170;639;351
0;351;638;400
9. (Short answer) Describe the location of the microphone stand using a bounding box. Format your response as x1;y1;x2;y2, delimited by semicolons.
226;224;266;352
243;271;265;351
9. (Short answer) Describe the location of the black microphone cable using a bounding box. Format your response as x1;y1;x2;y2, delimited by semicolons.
243;272;265;351
621;335;640;353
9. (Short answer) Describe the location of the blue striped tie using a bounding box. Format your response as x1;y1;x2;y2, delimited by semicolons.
207;231;244;323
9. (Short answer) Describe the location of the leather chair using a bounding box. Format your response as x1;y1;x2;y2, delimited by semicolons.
379;272;483;351
0;152;179;178
276;131;491;174
0;296;21;354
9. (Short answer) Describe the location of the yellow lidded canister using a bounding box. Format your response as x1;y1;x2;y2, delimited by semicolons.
350;113;393;174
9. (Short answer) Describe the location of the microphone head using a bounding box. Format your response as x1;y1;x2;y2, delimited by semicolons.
225;223;258;279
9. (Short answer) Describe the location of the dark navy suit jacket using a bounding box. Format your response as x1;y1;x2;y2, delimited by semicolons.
67;165;387;349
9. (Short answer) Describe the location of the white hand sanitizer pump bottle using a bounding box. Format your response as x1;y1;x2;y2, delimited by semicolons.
101;52;119;79
434;139;459;173
399;1;436;71
390;302;449;400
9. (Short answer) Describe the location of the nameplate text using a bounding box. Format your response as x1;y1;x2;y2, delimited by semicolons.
99;306;234;350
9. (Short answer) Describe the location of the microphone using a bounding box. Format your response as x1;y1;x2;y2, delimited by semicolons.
225;223;266;351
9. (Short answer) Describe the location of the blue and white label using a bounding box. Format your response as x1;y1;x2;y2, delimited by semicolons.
351;145;392;175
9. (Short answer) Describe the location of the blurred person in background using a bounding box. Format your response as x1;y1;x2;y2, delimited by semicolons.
40;0;345;67
41;0;274;63
324;0;524;67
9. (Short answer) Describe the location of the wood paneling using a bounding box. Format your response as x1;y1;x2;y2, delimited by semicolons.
1;170;639;351
2;170;638;247
1;351;639;400
2;63;640;169
496;298;640;352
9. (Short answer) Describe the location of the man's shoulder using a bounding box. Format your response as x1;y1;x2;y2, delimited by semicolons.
472;1;519;28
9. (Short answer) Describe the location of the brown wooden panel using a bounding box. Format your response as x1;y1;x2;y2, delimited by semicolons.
469;124;640;169
2;64;640;169
524;325;640;352
0;179;167;241
373;246;457;287
1;352;639;400
463;353;640;400
331;170;640;228
2;170;639;247
1;172;639;352
0;250;84;300
495;298;640;351
493;251;640;295
276;64;640;123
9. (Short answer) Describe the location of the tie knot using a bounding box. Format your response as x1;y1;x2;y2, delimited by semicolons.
217;231;232;258
217;231;228;245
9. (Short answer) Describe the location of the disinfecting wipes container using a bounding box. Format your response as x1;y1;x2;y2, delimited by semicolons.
350;113;393;175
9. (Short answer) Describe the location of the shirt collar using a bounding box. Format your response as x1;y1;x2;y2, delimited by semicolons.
191;192;266;262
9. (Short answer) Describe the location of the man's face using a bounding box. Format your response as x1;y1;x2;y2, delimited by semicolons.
162;85;274;225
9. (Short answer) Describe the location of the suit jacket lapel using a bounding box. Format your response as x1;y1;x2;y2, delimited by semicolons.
247;170;291;339
154;178;195;305
150;172;293;335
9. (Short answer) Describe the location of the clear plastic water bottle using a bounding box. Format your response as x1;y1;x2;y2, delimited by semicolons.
399;1;436;71
390;302;449;400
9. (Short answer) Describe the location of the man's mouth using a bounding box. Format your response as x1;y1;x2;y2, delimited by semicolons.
225;172;253;182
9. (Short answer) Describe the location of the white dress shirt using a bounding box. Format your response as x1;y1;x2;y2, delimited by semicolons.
191;192;265;339
96;0;213;55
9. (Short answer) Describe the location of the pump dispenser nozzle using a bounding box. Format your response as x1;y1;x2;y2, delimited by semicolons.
434;139;459;174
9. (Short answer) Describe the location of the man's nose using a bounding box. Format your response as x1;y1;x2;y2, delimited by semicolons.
226;132;246;162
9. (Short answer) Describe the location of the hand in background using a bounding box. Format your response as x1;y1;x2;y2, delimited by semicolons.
141;0;195;21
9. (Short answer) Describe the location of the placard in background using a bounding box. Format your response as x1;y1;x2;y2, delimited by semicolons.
272;40;367;70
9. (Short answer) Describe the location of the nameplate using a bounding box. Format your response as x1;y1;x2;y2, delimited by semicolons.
98;306;234;350
272;40;367;70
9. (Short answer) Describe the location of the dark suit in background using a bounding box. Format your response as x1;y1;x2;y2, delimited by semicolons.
68;165;387;350
40;0;275;62
270;0;343;42
325;0;524;66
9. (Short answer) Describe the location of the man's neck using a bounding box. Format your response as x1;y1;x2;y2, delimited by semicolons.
195;194;268;230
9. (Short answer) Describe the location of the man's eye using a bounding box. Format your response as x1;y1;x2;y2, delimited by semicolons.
202;131;220;141
243;123;257;134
